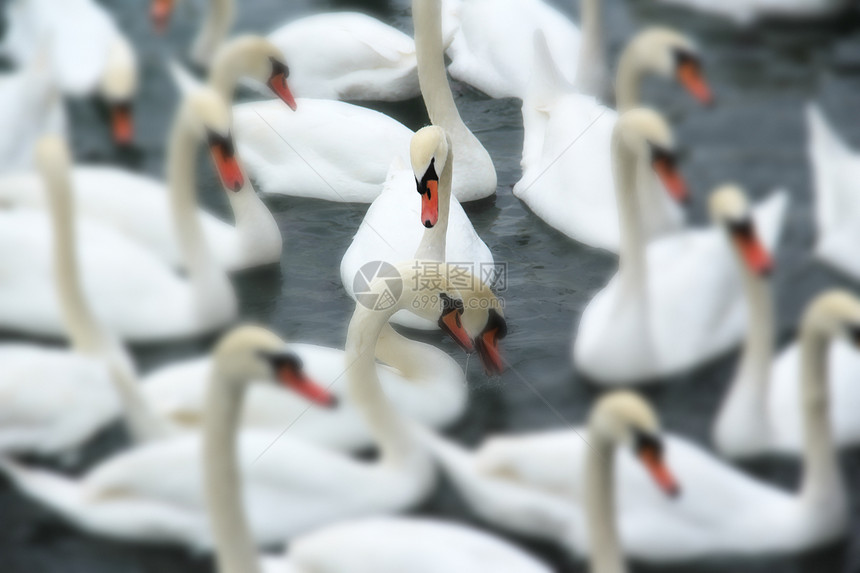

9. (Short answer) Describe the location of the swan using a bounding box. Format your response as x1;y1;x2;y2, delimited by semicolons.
0;49;66;173
514;28;712;252
202;326;552;573
1;0;138;145
0;38;292;272
0;262;507;547
420;291;856;561
443;0;606;100
340;126;494;330
0;88;239;342
806;104;860;282
573;109;787;384
714;184;860;457
654;0;851;25
151;0;424;102
232;0;496;203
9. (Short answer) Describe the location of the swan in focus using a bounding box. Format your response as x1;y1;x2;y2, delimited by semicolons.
0;262;506;547
806;104;860;282
200;327;551;573
0;39;290;272
232;0;496;203
654;0;851;25
0;88;239;341
714;184;860;457
443;0;606;100
151;0;425;101
341;126;494;330
421;292;855;560
1;0;138;145
515;28;712;252
573;109;787;384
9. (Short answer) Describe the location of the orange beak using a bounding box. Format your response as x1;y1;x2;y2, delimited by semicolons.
150;0;173;34
278;366;338;409
733;224;772;277
652;155;688;204
208;135;244;192
268;72;297;111
439;309;474;353
476;327;505;375
111;104;134;146
638;446;680;498
677;60;713;106
420;179;439;228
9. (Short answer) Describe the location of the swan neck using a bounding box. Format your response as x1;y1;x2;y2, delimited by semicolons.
193;0;235;67
614;140;647;297
413;0;461;127
204;374;260;573
614;47;642;113
209;48;244;101
798;329;843;504
585;434;626;573
574;0;607;98
345;306;416;465
414;143;453;261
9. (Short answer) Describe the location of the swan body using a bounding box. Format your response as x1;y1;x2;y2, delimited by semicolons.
655;0;850;25
807;104;860;281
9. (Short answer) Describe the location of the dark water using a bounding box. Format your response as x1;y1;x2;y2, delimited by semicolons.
2;0;860;571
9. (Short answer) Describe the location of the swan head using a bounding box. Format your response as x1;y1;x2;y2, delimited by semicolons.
615;108;688;204
802;291;860;345
625;27;712;106
709;185;773;277
99;38;138;146
181;87;245;192
212;36;297;111
590;392;680;498
411;126;450;229
212;326;337;408
151;0;174;34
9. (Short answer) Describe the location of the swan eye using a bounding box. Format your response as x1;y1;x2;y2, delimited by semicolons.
674;49;701;72
651;146;677;169
269;57;290;79
207;130;236;157
483;309;508;340
633;429;663;456
416;158;438;196
727;217;754;239
258;350;303;372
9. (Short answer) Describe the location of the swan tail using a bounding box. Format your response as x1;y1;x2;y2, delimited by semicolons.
753;190;789;255
526;30;569;112
167;58;204;96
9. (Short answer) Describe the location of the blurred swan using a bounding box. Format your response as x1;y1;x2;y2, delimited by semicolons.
514;28;712;252
0;263;505;547
0;89;238;342
0;40;289;272
341;126;494;330
232;0;496;203
420;293;854;560
0;50;66;173
151;0;426;101
806;104;860;282
654;0;850;25
573;109;787;384
1;0;137;145
200;327;551;573
714;185;860;457
443;0;606;99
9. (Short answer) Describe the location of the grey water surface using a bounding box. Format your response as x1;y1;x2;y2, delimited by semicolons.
2;0;860;571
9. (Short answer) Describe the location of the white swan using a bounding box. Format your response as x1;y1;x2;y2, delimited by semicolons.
806;103;860;282
232;0;496;203
1;0;137;145
0;88;239;342
201;326;552;573
0;262;506;547
341;126;494;330
714;184;860;457
420;292;855;560
0;38;288;272
573;109;787;384
443;0;606;100
655;0;850;25
514;28;712;252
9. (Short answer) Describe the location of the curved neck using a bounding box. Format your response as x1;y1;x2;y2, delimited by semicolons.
613;141;647;299
44;162;172;444
345;306;417;465
798;328;843;505
414;144;453;261
574;0;607;99
204;372;260;573
413;0;463;128
585;433;626;573
614;46;643;113
192;0;234;68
